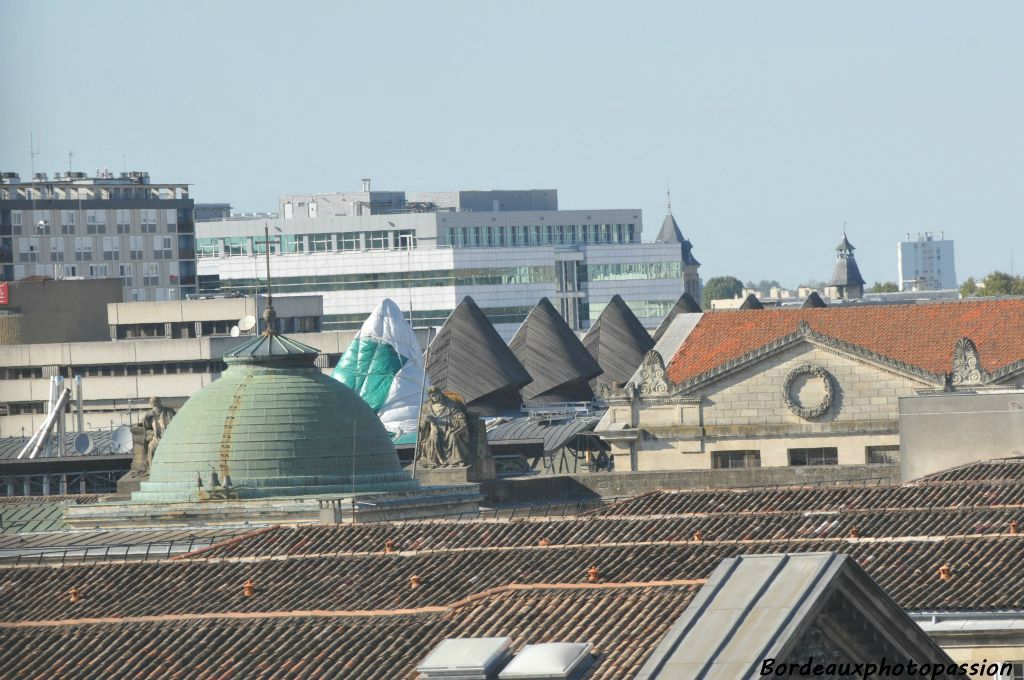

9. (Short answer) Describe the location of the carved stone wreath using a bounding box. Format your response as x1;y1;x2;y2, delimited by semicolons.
782;363;834;419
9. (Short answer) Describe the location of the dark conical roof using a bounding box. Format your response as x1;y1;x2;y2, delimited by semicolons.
836;234;856;251
508;298;602;403
583;295;655;391
801;291;828;308
656;212;700;266
829;254;866;287
652;292;702;343
425;296;533;414
739;293;764;310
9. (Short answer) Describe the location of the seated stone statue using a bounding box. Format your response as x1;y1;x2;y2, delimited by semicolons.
417;387;472;468
142;396;176;469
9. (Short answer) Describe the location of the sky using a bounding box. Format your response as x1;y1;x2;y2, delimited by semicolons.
1;1;1021;287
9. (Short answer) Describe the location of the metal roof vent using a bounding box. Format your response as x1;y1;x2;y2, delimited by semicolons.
417;637;513;679
498;643;593;680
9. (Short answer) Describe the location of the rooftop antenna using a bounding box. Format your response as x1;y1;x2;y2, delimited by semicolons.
255;223;282;335
68;150;75;173
29;119;40;177
666;180;672;214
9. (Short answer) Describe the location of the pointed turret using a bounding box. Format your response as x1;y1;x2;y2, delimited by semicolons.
508;298;603;403
425;296;532;414
656;189;701;299
801;291;828;308
583;295;655;392
827;231;866;300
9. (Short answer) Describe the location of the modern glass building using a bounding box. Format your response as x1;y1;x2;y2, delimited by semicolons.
196;184;701;337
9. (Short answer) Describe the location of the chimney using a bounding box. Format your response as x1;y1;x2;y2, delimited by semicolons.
586;566;599;583
385;538;396;553
361;178;371;192
243;579;255;597
68;587;81;604
848;526;860;539
410;574;422;589
937;564;951;581
1010;520;1019;535
538;538;551;547
692;529;704;542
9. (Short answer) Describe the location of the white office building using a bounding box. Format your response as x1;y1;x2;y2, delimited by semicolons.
196;184;702;338
897;233;956;292
0;170;196;301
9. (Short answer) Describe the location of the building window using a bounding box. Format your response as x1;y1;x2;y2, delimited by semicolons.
88;263;109;277
338;233;359;252
712;450;762;469
364;231;389;250
74;237;92;261
281;235;304;254
866;445;900;465
102;236;120;260
223;237;249;257
50;239;65;262
129;235;144;260
19;238;40;262
119;263;134;286
309;233;333;252
395;230;416;250
999;662;1023;680
153;235;173;259
788;447;839;466
143;262;160;286
196;238;222;259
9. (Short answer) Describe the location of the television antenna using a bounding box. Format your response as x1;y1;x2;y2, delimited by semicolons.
29;120;40;177
111;425;133;454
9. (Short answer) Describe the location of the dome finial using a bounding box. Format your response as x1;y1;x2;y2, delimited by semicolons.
666;181;672;214
260;223;277;336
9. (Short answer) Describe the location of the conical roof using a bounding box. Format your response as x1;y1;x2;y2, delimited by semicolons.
801;291;828;308
652;292;702;343
508;298;602;403
656;212;700;266
836;234;856;251
739;293;764;310
425;296;532;414
132;319;416;502
583;295;654;392
830;255;866;287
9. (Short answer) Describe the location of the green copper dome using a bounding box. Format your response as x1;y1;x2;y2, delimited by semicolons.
131;327;417;503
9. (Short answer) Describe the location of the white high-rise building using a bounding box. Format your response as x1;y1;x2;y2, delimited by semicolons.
897;233;956;292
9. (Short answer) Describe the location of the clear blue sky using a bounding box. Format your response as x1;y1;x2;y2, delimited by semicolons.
2;1;1021;287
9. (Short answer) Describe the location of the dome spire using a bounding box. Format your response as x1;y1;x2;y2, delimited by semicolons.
259;223;277;336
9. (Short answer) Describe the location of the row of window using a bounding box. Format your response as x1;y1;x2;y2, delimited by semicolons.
200;265;557;296
321;305;535;331
196;230;415;259
3;186;184;201
447;223;638;248
587;299;676;320
585;262;682;282
711;446;901;469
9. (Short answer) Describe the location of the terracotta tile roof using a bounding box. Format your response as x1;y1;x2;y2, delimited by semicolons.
665;299;1024;384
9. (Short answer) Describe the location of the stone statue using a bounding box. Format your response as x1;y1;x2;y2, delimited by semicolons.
417;387;472;468
142;396;176;469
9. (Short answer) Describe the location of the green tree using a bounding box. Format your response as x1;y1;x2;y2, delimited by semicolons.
744;279;781;295
960;277;977;297
979;271;1024;296
702;276;745;308
869;281;899;293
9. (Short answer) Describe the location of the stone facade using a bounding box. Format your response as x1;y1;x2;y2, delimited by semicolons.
598;340;933;472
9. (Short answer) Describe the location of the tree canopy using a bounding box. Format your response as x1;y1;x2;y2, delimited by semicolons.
961;271;1024;297
869;282;899;293
701;276;745;308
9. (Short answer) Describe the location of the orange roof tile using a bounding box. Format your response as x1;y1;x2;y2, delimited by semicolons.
666;299;1024;384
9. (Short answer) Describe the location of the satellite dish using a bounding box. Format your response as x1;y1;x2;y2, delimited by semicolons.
230;326;240;337
238;315;257;332
74;432;94;455
111;425;133;454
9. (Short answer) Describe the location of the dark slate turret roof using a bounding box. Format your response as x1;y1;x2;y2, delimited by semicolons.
508;298;602;403
656;213;700;266
829;233;866;287
738;294;764;310
836;234;856;251
425;296;533;414
583;295;655;391
801;291;828;308
224;332;320;363
652;292;702;343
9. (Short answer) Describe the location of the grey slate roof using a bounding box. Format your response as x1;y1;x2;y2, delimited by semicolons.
0;430;129;462
656;213;700;266
583;295;655;392
635;552;954;680
738;293;763;310
829;255;866;287
801;291;828;308
508;298;602;403
487;415;602;454
426;296;533;414
652;292;702;343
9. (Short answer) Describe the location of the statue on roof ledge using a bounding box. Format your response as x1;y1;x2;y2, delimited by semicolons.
142;396;176;470
417;387;473;468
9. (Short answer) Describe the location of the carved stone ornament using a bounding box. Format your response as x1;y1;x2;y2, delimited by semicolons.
637;351;672;396
951;337;987;386
782;363;834;419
